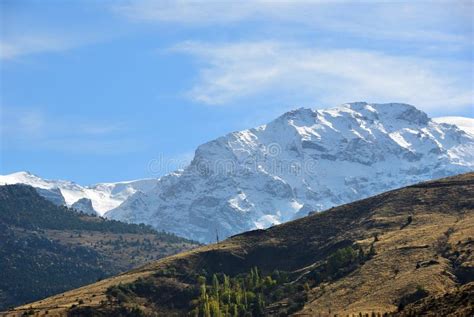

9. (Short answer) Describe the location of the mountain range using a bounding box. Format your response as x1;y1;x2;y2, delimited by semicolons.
5;172;473;316
0;171;158;216
2;102;473;242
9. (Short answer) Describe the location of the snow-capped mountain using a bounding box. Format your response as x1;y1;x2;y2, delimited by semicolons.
2;103;472;242
0;171;158;216
106;103;474;242
433;117;474;136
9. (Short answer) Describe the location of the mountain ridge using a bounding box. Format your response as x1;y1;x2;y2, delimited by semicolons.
107;102;474;242
2;103;473;242
5;172;473;316
0;171;159;216
433;116;474;135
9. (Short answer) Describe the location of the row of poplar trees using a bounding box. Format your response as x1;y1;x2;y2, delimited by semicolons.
190;267;277;317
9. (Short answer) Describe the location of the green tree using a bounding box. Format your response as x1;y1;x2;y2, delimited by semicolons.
212;274;220;300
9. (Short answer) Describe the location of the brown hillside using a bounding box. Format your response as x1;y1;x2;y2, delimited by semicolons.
3;173;473;316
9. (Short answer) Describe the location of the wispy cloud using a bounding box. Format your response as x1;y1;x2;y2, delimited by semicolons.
0;35;73;60
172;41;473;111
112;0;265;24
113;1;472;45
114;1;473;112
0;2;126;61
1;106;142;154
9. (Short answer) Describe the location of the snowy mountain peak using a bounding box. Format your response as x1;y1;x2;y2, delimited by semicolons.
0;172;159;216
433;116;474;136
327;102;429;126
3;103;471;243
2;171;52;186
277;107;317;122
107;103;474;242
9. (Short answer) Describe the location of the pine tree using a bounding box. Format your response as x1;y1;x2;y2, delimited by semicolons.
223;275;230;292
368;244;376;256
212;274;220;300
243;286;248;308
253;267;260;288
222;304;229;316
209;299;220;317
248;269;254;289
200;283;207;301
233;281;242;307
232;304;238;317
203;299;211;317
358;245;365;261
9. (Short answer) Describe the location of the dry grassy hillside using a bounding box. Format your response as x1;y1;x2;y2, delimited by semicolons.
2;173;473;316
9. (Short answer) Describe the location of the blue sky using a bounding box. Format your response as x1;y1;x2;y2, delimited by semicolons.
1;0;473;184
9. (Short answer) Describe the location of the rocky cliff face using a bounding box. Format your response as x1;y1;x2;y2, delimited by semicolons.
71;198;97;215
106;103;474;242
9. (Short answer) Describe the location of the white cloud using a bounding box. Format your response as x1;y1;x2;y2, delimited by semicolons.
0;11;124;61
113;1;471;45
113;0;262;24
172;41;473;110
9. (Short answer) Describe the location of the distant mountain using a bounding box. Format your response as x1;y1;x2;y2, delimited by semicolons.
2;103;473;243
9;173;473;316
0;184;198;311
433;116;474;136
0;172;159;216
106;102;474;242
